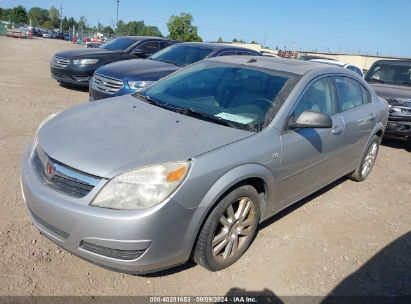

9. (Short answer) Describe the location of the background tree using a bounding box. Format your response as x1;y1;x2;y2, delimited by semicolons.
61;16;68;31
66;17;77;30
42;20;54;30
167;13;202;42
28;7;49;27
78;16;88;30
116;20;162;36
142;25;162;37
103;26;114;36
232;38;238;42
10;5;28;24
48;6;60;28
217;37;223;43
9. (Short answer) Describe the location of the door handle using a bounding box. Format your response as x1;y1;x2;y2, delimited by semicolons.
332;125;343;135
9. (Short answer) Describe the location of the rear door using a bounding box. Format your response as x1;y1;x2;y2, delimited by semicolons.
133;41;161;58
334;76;376;171
277;76;346;209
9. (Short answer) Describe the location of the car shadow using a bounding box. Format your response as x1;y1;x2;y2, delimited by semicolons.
381;137;411;152
325;231;411;297
58;82;89;92
224;231;411;302
296;128;323;153
139;261;197;278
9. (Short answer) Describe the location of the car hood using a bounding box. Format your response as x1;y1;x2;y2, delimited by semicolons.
95;59;180;80
369;82;411;100
38;95;253;178
55;48;123;59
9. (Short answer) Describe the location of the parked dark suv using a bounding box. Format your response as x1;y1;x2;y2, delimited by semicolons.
365;60;411;146
89;42;262;100
50;36;176;88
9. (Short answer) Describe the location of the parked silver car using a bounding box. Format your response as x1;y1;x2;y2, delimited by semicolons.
21;56;388;273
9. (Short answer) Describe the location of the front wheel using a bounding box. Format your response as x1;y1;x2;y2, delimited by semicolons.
194;185;261;271
347;135;380;182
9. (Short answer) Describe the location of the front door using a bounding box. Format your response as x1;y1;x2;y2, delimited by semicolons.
277;76;345;210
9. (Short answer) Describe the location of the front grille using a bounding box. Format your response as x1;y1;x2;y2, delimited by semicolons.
52;71;72;80
51;56;70;69
79;241;146;260
91;73;124;94
32;146;101;198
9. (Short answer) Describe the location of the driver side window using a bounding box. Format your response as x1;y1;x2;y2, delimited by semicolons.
292;77;337;119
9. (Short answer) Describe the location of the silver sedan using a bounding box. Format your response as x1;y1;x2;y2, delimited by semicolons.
21;56;388;273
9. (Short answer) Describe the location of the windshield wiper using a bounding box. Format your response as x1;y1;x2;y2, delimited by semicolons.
174;107;237;128
158;59;182;67
135;94;172;110
135;95;237;128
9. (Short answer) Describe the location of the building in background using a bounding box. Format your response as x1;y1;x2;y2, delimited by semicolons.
298;51;411;71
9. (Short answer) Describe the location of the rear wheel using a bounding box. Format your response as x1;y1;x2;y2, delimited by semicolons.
348;135;380;182
194;185;260;271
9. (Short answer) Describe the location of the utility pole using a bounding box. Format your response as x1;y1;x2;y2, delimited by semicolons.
116;0;120;29
60;2;63;32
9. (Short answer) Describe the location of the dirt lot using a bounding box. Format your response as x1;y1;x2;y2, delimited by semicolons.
0;36;410;299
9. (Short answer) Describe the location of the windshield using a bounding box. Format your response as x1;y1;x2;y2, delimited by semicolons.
150;45;213;67
366;63;411;86
99;37;139;51
136;61;294;131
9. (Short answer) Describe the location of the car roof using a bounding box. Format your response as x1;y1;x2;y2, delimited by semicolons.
310;59;348;67
175;42;260;53
119;36;173;41
207;55;337;75
371;59;411;66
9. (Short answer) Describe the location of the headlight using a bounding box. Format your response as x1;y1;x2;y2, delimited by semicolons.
73;59;99;65
127;80;155;91
91;162;190;210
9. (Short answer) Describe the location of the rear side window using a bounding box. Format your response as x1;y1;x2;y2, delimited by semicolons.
219;51;237;56
238;51;259;56
335;77;366;111
361;86;372;104
160;41;174;49
138;41;160;55
292;77;337;118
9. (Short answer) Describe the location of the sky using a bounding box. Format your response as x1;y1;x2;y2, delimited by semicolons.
1;0;410;57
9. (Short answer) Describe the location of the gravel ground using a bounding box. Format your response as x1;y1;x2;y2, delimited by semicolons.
0;36;410;300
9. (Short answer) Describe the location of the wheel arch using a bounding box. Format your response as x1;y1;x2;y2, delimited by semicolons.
184;163;276;259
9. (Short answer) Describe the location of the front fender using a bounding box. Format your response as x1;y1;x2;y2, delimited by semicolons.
180;163;276;257
197;163;275;214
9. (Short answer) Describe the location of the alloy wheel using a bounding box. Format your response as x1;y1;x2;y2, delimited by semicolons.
361;142;378;177
211;197;256;260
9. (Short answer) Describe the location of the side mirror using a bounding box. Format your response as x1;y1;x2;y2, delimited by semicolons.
289;111;332;129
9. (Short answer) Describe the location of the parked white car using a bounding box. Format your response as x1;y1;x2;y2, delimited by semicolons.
310;59;364;78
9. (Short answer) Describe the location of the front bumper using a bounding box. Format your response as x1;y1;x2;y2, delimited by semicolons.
385;117;411;138
20;144;196;274
51;65;94;87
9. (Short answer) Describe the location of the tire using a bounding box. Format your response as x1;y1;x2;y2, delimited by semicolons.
405;139;411;152
194;185;261;271
347;135;380;182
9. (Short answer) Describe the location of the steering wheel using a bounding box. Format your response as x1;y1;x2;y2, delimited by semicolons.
251;98;273;110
